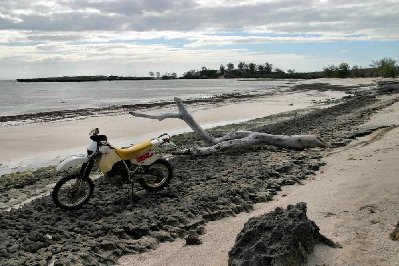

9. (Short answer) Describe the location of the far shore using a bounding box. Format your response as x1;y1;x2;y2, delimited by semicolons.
17;75;154;82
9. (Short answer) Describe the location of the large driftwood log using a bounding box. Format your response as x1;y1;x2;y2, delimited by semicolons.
130;97;325;155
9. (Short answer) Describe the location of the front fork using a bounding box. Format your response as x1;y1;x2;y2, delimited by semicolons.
80;160;94;179
73;161;94;196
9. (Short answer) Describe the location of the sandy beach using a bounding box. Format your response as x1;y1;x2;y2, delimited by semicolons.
1;78;399;266
119;99;399;266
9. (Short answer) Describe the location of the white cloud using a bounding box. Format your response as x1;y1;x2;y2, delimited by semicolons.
0;0;397;38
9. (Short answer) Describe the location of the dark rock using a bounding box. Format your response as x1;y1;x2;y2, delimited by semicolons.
123;225;150;239
309;164;321;171
185;232;202;245
390;222;399;241
256;192;272;202
268;171;281;178
202;210;234;221
196;226;206;235
152;231;174;242
229;202;339;266
283;179;296;185
276;164;292;173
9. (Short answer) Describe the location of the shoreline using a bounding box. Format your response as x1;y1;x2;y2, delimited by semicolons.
1;78;376;125
0;86;347;172
0;90;277;125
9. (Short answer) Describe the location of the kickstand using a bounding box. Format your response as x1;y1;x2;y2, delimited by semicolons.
130;180;139;203
130;180;134;203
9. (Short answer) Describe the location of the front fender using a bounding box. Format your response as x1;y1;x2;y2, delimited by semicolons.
56;155;89;172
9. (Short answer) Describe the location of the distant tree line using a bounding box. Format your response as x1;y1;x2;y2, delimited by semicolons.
181;62;300;79
178;57;398;80
323;58;398;78
148;71;178;80
19;57;398;83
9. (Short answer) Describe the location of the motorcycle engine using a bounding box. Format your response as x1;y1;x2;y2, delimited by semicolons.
106;162;128;187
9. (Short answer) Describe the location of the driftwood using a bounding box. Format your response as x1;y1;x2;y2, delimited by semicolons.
130;97;325;155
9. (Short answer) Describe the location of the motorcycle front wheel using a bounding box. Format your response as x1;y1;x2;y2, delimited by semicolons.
138;159;173;192
52;174;94;210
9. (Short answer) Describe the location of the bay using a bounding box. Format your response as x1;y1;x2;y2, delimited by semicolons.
0;79;290;116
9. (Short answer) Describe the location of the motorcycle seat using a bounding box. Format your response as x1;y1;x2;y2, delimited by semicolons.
115;140;154;160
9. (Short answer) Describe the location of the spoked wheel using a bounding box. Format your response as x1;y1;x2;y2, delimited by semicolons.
139;159;173;192
52;174;94;210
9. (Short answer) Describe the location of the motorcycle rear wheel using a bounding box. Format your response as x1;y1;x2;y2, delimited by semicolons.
138;159;173;192
52;174;94;210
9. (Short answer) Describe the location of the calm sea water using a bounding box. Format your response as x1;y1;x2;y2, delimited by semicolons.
0;79;291;116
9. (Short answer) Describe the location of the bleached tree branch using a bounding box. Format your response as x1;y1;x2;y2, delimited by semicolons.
129;112;182;121
130;97;325;155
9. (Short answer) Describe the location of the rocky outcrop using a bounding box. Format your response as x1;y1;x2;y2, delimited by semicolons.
229;202;339;266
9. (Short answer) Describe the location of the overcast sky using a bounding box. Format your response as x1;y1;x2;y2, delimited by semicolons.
0;0;398;79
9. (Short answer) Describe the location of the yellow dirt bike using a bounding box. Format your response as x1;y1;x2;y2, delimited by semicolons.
52;128;173;210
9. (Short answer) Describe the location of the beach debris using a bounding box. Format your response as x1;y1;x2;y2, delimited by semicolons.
131;97;325;155
228;202;340;266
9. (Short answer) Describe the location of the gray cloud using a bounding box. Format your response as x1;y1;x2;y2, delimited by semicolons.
0;0;397;40
63;0;197;15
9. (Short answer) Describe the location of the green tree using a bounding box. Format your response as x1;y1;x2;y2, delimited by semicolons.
219;64;225;75
227;62;235;72
371;57;398;78
238;62;246;72
182;70;197;78
323;65;338;78
248;63;256;73
264;62;273;74
337;63;350;78
274;68;285;75
149;71;154;78
351;65;363;78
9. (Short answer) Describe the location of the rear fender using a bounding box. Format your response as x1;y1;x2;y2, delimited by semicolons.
56;155;89;172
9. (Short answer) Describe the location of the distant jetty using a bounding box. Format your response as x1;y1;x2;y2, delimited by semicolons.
17;76;154;82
